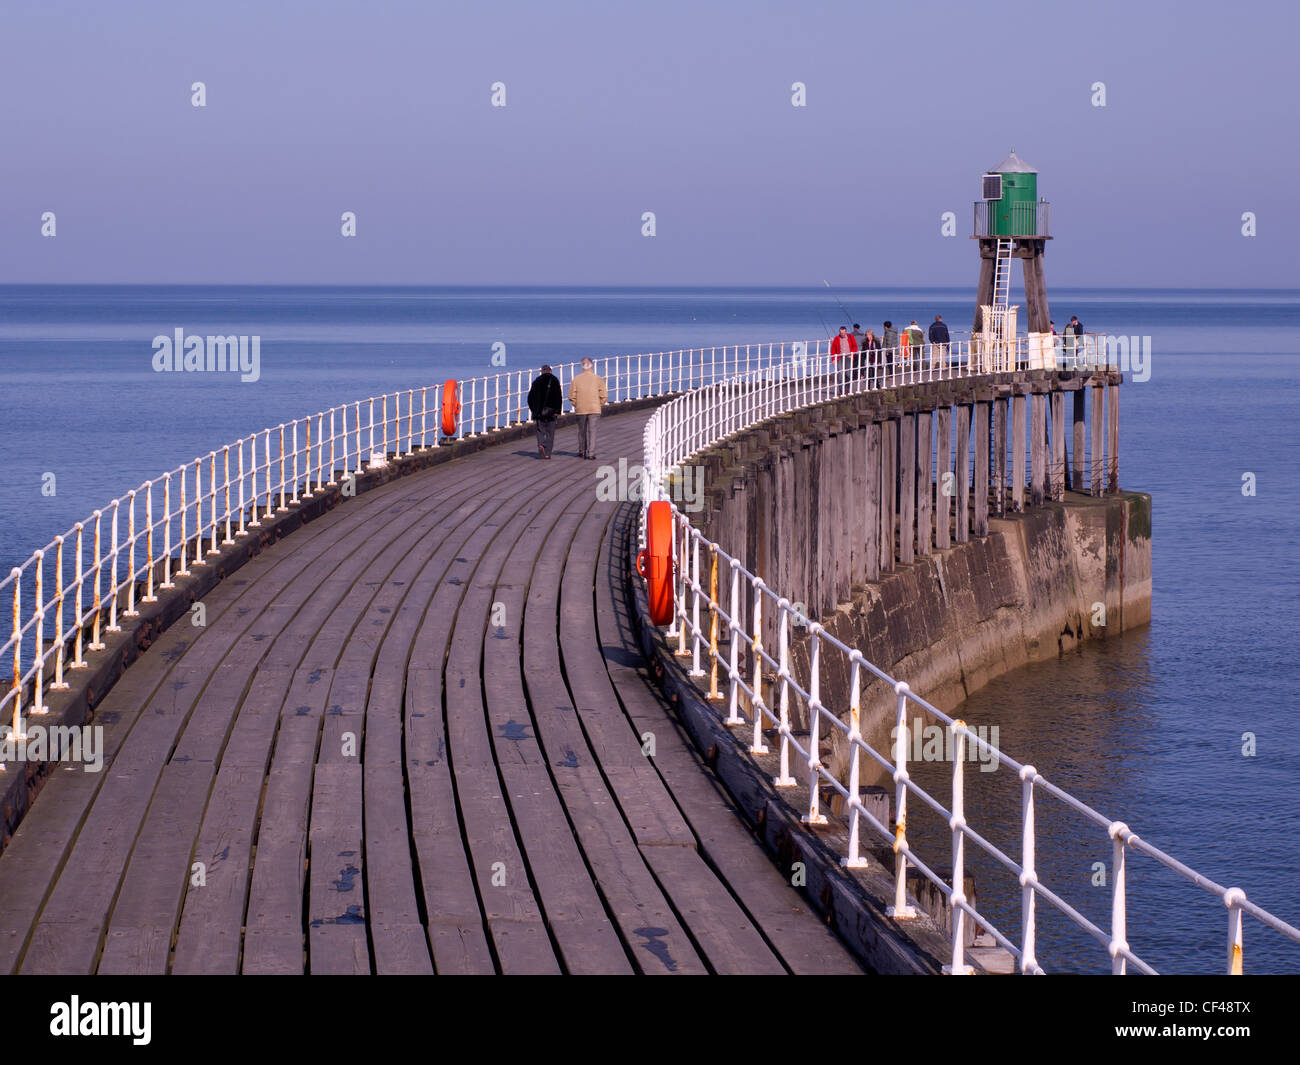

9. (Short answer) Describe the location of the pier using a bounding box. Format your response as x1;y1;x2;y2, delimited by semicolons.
0;402;862;974
1;338;1296;975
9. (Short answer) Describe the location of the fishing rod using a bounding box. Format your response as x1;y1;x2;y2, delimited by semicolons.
823;279;856;326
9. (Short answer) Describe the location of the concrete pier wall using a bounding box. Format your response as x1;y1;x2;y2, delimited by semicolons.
691;371;1151;783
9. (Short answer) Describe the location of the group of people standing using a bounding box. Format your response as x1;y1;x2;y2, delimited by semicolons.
829;315;952;383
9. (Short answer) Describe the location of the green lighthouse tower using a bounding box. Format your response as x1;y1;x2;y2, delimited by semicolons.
972;150;1052;345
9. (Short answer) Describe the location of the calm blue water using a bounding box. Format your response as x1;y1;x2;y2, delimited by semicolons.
1;284;1298;973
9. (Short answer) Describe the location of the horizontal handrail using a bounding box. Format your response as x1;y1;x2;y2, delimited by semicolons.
641;350;1298;976
0;339;850;749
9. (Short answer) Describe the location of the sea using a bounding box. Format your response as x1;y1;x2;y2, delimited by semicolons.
0;284;1297;974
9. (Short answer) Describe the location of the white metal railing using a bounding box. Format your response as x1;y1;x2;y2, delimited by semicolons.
11;330;1072;746
641;348;1300;976
0;339;851;760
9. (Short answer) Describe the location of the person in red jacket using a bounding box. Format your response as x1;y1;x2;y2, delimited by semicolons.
830;325;858;387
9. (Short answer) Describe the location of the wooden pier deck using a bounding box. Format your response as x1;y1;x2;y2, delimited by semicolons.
0;408;864;975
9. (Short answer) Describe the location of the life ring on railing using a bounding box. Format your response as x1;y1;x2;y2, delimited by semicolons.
636;500;675;626
441;380;460;436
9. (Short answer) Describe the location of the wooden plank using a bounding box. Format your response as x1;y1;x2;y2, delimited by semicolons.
307;764;368;974
97;761;215;974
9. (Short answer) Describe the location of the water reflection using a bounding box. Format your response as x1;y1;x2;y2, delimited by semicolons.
903;628;1291;974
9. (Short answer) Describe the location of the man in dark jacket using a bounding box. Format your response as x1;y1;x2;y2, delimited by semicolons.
527;365;562;459
881;321;899;381
928;315;950;368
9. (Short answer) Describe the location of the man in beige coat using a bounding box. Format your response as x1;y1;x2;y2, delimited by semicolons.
567;357;607;460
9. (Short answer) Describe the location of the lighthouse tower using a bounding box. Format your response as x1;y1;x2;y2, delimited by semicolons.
972;151;1051;364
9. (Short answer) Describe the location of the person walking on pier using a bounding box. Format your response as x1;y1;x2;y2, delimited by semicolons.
527;364;562;459
882;321;898;383
830;325;858;390
905;321;925;381
568;356;607;460
928;315;950;370
860;328;881;386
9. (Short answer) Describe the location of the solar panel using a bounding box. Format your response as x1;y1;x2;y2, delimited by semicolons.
982;174;1002;201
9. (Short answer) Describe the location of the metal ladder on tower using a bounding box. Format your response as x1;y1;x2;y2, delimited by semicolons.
990;237;1013;368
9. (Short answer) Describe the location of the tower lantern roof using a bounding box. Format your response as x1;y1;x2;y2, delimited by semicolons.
989;150;1037;174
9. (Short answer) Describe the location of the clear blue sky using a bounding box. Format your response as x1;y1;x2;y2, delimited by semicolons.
1;0;1295;287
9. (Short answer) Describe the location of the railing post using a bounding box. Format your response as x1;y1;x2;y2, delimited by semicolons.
673;518;688;654
724;559;742;724
773;604;795;787
946;719;973;974
749;584;768;755
888;682;917;919
89;511;105;651
1109;821;1131;974
1224;888;1246;975
52;536;68;690
803;627;828;824
32;553;46;713
223;446;235;544
124;495;138;618
265;430;277;518
9;569;21;737
209;452;221;553
278;425;288;510
688;535;704;677
144;484;157;601
842;656;868;867
107;503;121;633
1020;764;1039;974
176;467;190;577
707;545;720;699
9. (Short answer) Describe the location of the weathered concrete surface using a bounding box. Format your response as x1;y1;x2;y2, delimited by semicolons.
695;383;1151;789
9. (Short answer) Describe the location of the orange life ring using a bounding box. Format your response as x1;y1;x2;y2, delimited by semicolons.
635;500;675;626
441;379;460;436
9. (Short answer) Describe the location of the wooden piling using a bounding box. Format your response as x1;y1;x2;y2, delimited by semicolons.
992;397;1006;517
1090;385;1103;497
916;410;932;556
1030;392;1046;507
1107;382;1120;493
864;421;881;583
1072;389;1086;494
1012;394;1026;512
1050;391;1065;502
900;413;915;566
882;419;896;572
935;406;951;550
974;401;989;537
955;405;970;544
